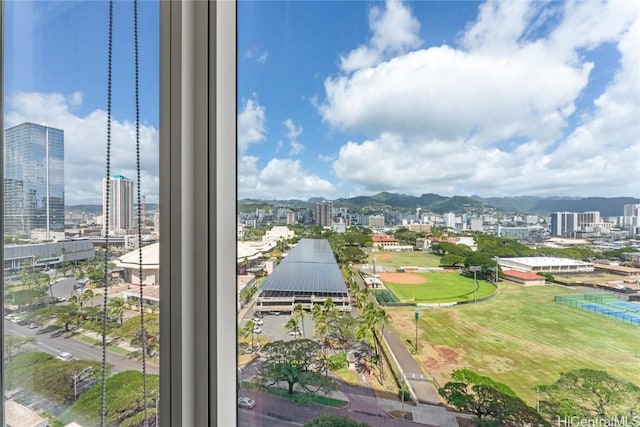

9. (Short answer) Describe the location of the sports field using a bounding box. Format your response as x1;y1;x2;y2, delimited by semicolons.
386;281;640;405
367;251;441;268
381;271;495;303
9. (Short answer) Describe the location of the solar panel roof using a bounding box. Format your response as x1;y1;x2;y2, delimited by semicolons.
260;238;347;294
282;238;337;264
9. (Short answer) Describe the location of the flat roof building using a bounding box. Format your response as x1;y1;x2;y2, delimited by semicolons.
255;238;350;313
497;257;594;273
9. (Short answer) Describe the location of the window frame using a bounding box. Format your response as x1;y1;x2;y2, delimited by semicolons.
160;1;236;426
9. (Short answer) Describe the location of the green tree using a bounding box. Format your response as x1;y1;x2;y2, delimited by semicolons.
292;303;306;338
107;297;126;325
440;254;466;267
328;313;357;349
538;369;640;420
240;319;256;350
439;369;549;427
285;317;300;338
257;339;337;395
3;335;36;363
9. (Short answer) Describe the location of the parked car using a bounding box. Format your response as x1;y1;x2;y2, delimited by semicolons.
28;322;38;329
56;352;74;361
237;397;256;409
289;329;301;337
252;327;262;334
253;318;263;326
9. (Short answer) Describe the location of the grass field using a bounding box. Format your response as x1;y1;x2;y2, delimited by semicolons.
384;272;496;303
387;282;640;405
367;251;441;268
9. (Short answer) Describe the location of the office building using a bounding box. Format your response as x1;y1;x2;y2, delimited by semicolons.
4;122;65;238
444;212;456;229
368;214;385;229
103;174;134;235
315;200;333;227
550;212;578;237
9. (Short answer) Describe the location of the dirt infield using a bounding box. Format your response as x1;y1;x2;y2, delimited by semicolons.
378;272;427;284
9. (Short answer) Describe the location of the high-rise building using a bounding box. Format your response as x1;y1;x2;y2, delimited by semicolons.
315;200;333;227
550;212;578;237
444;212;456;229
4;122;65;238
103;174;134;235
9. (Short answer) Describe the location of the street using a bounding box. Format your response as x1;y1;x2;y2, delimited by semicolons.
4;317;158;375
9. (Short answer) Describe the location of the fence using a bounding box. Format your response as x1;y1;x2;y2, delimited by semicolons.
555;293;640;326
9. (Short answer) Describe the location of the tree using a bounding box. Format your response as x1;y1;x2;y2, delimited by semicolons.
305;414;371;427
439;369;549;427
256;339;337;395
4;335;36;363
240;319;256;350
328;313;357;348
107;297;126;325
537;369;640;420
440;254;466;267
293;303;306;338
285;317;300;338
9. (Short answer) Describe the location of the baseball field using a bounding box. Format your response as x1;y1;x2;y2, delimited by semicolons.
379;271;496;303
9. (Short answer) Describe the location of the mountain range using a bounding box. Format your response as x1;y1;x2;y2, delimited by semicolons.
238;193;640;217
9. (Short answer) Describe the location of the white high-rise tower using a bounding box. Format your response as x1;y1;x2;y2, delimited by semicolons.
103;174;134;235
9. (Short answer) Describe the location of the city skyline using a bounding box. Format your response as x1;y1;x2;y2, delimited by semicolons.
3;1;639;205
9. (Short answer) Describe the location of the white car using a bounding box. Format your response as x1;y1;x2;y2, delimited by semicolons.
238;397;256;409
289;329;301;337
56;352;74;361
252;327;262;334
253;318;263;326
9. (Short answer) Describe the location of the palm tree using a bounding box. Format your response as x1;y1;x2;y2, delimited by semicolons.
108;297;126;325
284;317;300;339
240;319;256;350
292;303;306;338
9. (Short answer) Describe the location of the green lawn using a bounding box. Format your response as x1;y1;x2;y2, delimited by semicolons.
388;282;640;405
368;251;441;268
384;272;496;303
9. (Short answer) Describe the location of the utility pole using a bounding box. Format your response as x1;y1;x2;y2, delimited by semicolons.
414;309;419;352
469;266;481;304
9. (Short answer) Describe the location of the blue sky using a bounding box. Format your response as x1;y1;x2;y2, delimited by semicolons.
238;0;640;201
3;1;639;204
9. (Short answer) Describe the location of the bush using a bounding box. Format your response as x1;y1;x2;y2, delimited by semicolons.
398;382;412;401
329;353;348;370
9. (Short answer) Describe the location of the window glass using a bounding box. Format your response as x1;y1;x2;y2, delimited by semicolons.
3;1;160;425
237;1;640;426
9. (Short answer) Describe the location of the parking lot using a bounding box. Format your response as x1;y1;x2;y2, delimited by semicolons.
241;310;316;343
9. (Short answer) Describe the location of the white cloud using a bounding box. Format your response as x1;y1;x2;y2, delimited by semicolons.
318;154;335;162
289;141;304;156
340;0;421;72
323;46;591;143
282;118;304;156
282;118;303;140
323;0;640;197
5;91;159;205
238;98;267;153
244;48;269;64
238;158;335;200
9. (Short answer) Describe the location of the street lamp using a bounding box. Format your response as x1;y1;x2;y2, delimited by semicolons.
72;367;93;401
469;266;481;304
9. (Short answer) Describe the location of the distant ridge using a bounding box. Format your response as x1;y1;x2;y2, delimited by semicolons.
238;193;639;216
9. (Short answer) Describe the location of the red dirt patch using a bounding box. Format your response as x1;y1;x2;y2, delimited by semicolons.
379;272;426;284
376;253;394;260
422;344;463;386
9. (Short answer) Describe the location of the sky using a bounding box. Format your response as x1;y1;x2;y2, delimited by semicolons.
238;0;640;201
2;1;639;205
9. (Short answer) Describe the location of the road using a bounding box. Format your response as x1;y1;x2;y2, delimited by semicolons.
238;385;437;427
5;318;158;375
